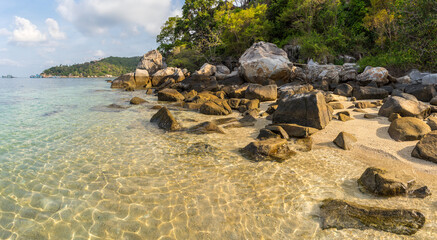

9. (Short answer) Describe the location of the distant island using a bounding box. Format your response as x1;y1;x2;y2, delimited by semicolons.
41;56;141;78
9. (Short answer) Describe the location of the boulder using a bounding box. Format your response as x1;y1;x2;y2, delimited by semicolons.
199;100;232;115
111;73;134;89
396;76;412;84
216;64;230;75
239;41;292;85
427;117;437;130
195;63;217;76
353;86;389;100
430;96;437;106
356;67;390;85
378;96;431;119
227;98;241;109
325;94;347;103
245;84;277;101
278;84;313;99
133;69;151;89
129;97;147;105
421;73;437;85
408;69;429;83
333;132;357;150
405;84;436;102
319;199;425;235
266;105;278;115
270;123;318;138
273;92;332;129
265;125;289;139
157;88;185;102
391;89;418;102
339;64;357;82
411;131;437;163
187;121;225;134
180;75;219;92
355;101;377;109
150;107;181;131
240;138;296;162
358;167;407;196
333;83;353;97
328;102;344;110
257;129;281;140
151;67;185;87
388;117;431;141
137;50;163;75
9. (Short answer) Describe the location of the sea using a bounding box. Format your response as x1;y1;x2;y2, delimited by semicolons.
0;77;435;239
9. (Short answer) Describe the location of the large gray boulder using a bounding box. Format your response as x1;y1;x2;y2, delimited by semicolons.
422;73;437;85
405;84;436;102
137;50;163;75
195;63;217;76
412;131;437;163
357;67;390;85
320;199;425;235
151;67;185;86
239;42;292;85
378;96;431;119
388;117;431;141
273;92;332;129
245;84;277;101
150;107;181;131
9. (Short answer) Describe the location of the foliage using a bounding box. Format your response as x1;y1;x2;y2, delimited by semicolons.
166;45;205;72
42;57;141;77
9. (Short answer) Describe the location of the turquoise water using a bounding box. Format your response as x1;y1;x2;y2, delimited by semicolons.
0;78;435;239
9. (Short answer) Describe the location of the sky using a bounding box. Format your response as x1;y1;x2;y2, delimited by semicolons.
0;0;183;77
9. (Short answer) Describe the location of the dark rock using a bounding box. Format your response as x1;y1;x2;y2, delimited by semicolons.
358;167;407;196
353;109;367;113
427;117;437;130
265;125;289;139
273;92;332;129
388;113;401;122
411;131;437;163
378;96;430;119
392;89;418;102
266;104;278;115
334;83;353;97
405;84;436;102
181;75;219;92
430;96;437;106
388;117;431;141
270;123;318;138
129;97;147;105
409;186;432;199
187;121;225;134
150;107;181;131
333;132;357;150
158;88;185;102
353;86;389;100
257;129;280;140
319;199;425;235
240;138;296;162
199;100;232;115
146;89;154;95
245;84;277;101
150;105;162;110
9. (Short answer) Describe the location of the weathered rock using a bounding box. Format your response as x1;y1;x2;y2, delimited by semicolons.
405;84;436;102
133;69;152;89
151;67;185;86
319;199;425;235
422;73;437;85
391;89;418;102
111;73;134;89
389;113;402;122
245;84;277;101
338;112;353;122
388;117;431;141
353;86;389;100
246;99;260;110
411;131;437;163
293;137;313;152
137;50;163;75
150;107;181;131
378;96;431;119
187;121;225;134
239;42;292;85
199;100;232;115
273;92;332;129
181;75;219;92
240;138;296;162
265;125;289;139
410;186;432;199
355;101;377;109
266;104;278;115
358;167;407;196
158;88;185;102
270;123;318;138
257;129;280;140
339;64;357;82
278;84;313;99
333;83;353;97
146;89;154;95
216;64;230;75
430;96;437;106
129;97;147;105
357;67;390;85
325;94;347;103
195;63;217;76
333;132;357;150
396;76;412;84
427;117;437;130
328;102;344;110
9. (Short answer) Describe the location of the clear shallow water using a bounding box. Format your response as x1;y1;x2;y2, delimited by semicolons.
0;78;436;239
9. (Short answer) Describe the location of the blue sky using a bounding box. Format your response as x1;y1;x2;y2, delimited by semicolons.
0;0;183;76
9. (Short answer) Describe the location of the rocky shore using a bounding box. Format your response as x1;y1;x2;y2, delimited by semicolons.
108;41;437;235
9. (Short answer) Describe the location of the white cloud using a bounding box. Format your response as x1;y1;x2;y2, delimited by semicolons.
10;16;47;43
45;18;66;40
94;50;105;58
0;48;7;52
0;28;11;36
0;59;21;66
57;0;179;35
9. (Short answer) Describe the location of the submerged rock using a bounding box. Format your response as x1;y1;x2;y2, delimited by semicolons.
186;143;218;155
187;121;225;134
129;97;147;105
319;199;425;235
150;107;181;131
388;117;431;141
240;138;296;162
358;167;407;196
411;131;437;163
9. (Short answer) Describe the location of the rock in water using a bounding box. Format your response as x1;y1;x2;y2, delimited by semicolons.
199;100;232;115
273;92;332;129
239;42;292;85
157;88;185;102
129;97;147;105
150;107;181;131
388;117;431;141
187;121;225;134
378;96;430;119
358;167;407;196
412;131;437;163
137;50;163;75
187;143;218;155
240;138;295;162
245;84;277;101
319;199;425;235
333;132;357;150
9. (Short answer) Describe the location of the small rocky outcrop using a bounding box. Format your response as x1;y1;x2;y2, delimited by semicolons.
353;86;389;100
388;117;431;141
333;83;353;97
356;67;390;85
150;107;181;131
199;100;232;115
195;63;217;76
240;138;296;162
151;67;185;87
412;131;437;163
239;42;293;85
405;84;436;102
378;96;431;119
129;97;147;105
319;199;425;235
187;121;225;134
137;50;163;75
158;88;185;102
358;167;407;196
273;92;332;130
333;132;357;150
245;84;277;101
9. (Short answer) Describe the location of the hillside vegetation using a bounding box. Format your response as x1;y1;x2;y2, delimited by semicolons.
157;0;437;72
42;56;141;77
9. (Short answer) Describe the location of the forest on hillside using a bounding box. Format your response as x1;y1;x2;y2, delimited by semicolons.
157;0;437;73
42;56;141;77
